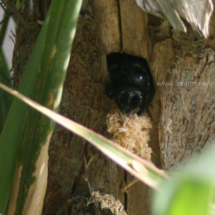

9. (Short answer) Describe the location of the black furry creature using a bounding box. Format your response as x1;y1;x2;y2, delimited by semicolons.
106;53;155;116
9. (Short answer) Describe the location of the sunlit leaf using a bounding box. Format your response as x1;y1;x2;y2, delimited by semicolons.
152;145;215;215
0;82;167;191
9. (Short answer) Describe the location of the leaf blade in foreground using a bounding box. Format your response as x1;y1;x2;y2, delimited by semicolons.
0;82;167;190
0;0;83;213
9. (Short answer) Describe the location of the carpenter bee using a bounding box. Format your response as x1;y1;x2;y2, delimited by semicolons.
106;53;155;116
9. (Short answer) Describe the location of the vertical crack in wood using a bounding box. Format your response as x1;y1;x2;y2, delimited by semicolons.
116;0;123;52
124;171;128;211
116;0;128;210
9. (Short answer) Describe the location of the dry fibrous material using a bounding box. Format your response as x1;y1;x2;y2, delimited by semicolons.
106;110;152;161
89;191;127;215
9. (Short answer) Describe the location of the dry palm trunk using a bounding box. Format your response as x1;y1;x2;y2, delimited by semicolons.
12;0;215;214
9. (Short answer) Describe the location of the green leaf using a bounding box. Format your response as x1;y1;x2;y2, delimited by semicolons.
152;145;215;215
0;11;13;131
0;48;13;132
0;12;10;48
0;0;83;213
0;82;167;192
15;0;25;12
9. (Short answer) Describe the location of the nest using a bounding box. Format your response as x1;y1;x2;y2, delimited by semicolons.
106;110;152;161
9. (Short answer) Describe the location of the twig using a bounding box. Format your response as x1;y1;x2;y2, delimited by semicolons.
121;179;138;193
1;0;28;33
83;154;102;215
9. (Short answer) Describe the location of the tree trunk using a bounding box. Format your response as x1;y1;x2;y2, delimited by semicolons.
12;0;215;214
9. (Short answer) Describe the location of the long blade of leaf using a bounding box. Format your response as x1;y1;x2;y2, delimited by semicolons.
0;11;13;131
0;48;13;131
0;82;168;189
0;0;83;213
0;12;10;47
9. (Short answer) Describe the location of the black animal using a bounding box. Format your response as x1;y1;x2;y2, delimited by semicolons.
106;53;155;116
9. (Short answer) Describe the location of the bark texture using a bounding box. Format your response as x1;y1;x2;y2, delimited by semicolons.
152;35;215;169
11;0;215;214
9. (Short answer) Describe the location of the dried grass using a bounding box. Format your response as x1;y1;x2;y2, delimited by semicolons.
106;110;152;161
89;191;128;215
